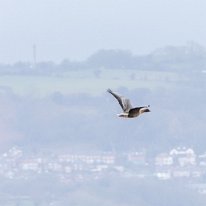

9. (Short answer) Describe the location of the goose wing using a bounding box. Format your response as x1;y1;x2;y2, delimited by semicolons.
128;107;143;116
107;89;132;112
129;106;150;116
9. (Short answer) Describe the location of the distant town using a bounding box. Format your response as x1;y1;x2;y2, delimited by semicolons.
1;146;206;195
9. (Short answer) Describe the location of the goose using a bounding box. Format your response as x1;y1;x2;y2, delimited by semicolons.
107;88;150;118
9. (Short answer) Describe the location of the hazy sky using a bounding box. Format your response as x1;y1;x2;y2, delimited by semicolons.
1;0;206;63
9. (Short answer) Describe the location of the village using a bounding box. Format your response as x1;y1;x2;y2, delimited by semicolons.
0;146;206;185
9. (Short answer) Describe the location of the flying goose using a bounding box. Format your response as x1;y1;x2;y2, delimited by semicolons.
107;89;150;118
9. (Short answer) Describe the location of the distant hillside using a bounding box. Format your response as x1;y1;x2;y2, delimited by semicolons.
0;42;206;76
0;78;205;154
0;43;205;154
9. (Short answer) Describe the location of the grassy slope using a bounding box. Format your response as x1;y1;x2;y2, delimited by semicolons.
0;69;190;96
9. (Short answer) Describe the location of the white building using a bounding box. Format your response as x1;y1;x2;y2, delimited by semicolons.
198;153;206;166
128;152;147;165
155;153;173;166
169;147;196;166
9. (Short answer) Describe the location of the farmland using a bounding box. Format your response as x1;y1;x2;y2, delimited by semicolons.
0;69;191;96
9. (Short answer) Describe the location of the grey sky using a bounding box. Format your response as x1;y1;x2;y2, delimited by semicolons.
0;0;206;63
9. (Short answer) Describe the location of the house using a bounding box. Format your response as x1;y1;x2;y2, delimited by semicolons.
169;147;196;166
155;153;173;166
21;159;42;172
198;153;206;166
156;170;171;180
128;152;147;165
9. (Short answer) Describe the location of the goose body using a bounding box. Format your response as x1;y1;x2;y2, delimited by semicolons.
107;89;150;118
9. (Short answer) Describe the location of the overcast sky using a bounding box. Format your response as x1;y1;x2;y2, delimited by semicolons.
1;0;206;63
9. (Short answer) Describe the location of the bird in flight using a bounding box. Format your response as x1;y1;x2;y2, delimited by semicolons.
107;89;150;118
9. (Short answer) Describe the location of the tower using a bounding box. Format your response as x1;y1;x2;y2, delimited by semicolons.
33;44;37;67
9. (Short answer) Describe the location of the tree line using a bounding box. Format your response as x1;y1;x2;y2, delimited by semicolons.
0;42;206;75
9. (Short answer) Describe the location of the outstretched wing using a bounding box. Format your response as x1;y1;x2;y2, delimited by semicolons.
107;89;132;112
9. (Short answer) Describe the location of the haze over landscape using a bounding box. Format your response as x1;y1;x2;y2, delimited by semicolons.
1;0;206;63
0;0;206;205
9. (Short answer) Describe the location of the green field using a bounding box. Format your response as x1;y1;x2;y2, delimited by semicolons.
0;69;189;96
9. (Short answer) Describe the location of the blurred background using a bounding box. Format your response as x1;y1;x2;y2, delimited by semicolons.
0;0;206;205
